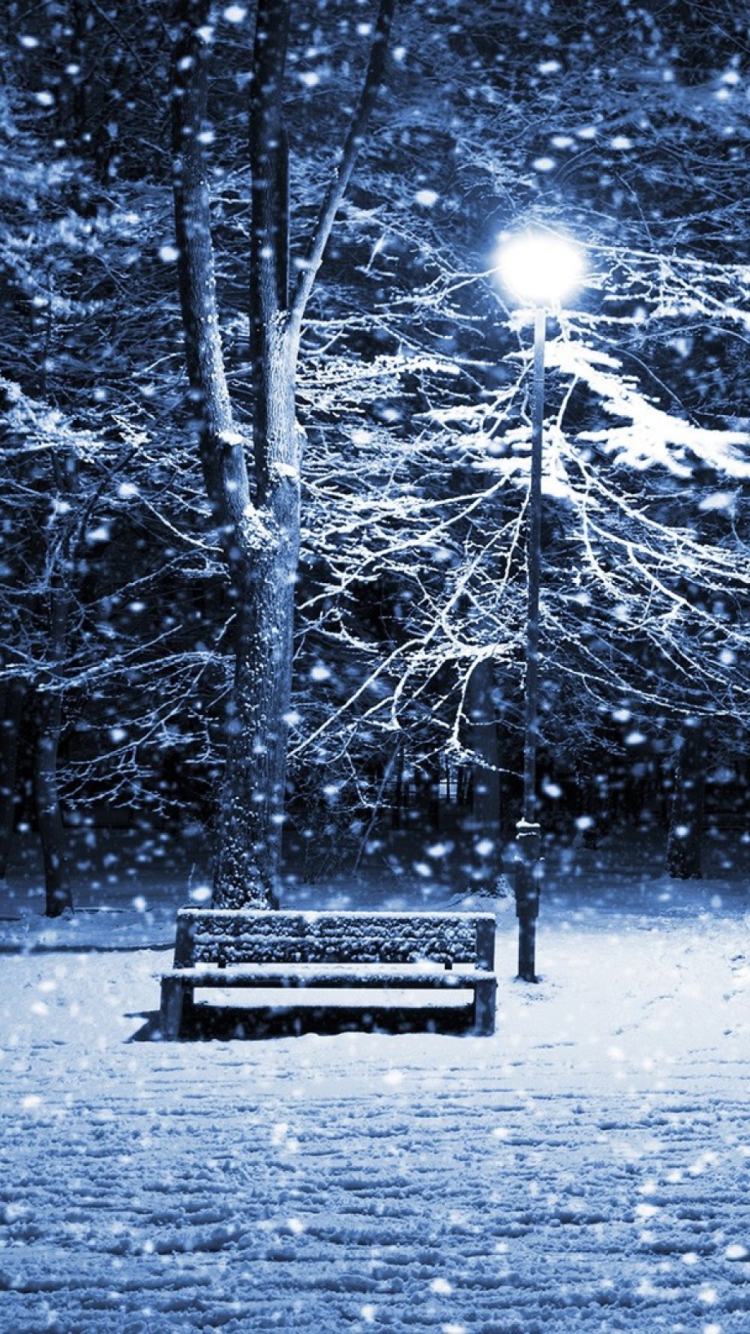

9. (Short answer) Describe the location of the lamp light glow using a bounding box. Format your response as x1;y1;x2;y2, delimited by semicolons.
497;231;583;306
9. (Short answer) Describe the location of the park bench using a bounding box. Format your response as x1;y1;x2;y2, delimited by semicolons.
159;907;497;1039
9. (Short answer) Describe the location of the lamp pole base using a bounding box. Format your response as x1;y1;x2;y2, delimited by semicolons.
514;819;541;982
517;911;537;983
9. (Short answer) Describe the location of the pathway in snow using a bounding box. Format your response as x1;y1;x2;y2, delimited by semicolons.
1;869;749;1332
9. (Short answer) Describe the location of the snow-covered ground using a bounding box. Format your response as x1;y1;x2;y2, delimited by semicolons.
1;830;749;1332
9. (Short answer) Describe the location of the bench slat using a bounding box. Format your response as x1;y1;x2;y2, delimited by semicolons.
166;965;496;989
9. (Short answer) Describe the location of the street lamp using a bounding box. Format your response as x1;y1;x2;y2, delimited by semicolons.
495;231;583;982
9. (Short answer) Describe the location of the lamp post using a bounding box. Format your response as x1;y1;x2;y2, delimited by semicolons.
496;232;583;982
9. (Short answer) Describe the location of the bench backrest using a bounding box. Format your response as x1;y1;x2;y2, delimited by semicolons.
173;908;495;970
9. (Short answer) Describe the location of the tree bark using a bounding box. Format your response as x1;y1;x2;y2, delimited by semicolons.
463;657;502;890
0;678;27;880
666;719;705;879
35;686;71;916
35;579;73;917
172;0;297;907
171;0;396;907
212;334;300;907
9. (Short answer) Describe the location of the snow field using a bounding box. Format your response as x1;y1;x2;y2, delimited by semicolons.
1;884;749;1332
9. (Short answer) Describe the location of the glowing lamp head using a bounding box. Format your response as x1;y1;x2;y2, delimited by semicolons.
496;232;584;306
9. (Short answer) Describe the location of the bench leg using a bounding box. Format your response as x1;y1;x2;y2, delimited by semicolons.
473;978;497;1036
160;977;186;1040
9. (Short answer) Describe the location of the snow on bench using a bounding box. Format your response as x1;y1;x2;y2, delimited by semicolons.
159;908;497;1038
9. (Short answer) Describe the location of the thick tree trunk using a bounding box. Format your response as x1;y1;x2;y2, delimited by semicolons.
0;678;26;879
212;340;300;907
666;720;705;879
210;4;300;906
171;0;396;907
172;1;297;908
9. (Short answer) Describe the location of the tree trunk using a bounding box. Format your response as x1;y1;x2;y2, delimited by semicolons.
35;685;72;916
172;0;300;908
171;0;396;907
0;678;27;879
463;657;502;890
666;720;705;879
412;759;441;833
212;338;300;907
35;570;72;916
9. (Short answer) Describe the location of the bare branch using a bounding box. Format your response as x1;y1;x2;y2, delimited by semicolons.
289;0;397;330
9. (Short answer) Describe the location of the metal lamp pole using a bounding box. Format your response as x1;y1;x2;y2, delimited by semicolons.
515;303;546;982
496;231;583;984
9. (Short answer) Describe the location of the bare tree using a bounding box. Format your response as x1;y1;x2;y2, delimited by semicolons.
170;0;397;907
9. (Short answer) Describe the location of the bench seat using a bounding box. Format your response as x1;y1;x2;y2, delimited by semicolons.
164;963;495;987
